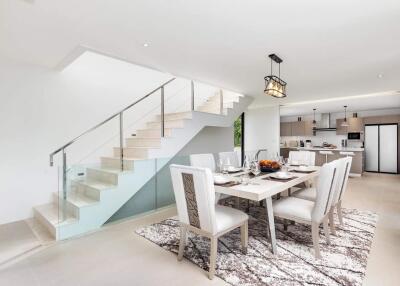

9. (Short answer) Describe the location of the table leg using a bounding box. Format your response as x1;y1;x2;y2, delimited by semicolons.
265;197;277;254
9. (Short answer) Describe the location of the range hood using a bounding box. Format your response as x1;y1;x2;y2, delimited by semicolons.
313;113;336;132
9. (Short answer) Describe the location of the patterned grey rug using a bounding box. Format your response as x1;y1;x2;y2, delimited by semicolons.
135;200;378;286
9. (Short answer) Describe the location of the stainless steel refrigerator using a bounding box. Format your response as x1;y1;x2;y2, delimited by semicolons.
365;124;398;173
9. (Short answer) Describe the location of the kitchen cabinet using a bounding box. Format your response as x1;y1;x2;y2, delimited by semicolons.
336;118;364;134
348;117;363;132
304;121;315;136
336;119;347;135
291;121;305;136
280;122;292;136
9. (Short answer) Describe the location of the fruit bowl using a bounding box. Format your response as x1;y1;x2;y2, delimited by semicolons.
259;160;281;173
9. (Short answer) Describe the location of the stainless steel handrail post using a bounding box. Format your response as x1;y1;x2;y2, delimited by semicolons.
161;86;165;137
191;80;195;111
119;112;124;171
62;148;67;222
219;89;224;115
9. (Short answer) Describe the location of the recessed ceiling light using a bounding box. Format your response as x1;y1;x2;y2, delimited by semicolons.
143;43;149;47
377;73;383;79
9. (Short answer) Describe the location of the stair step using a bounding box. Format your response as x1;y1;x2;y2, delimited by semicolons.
113;147;150;159
34;204;77;238
155;111;192;121
54;191;98;209
86;167;121;185
101;156;135;170
73;179;116;200
136;128;172;138
146;119;186;129
125;137;161;148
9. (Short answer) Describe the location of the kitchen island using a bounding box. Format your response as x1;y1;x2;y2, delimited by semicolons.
280;147;364;176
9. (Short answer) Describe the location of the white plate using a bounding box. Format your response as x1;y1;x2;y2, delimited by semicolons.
294;166;316;172
227;166;242;173
269;171;294;180
213;175;230;185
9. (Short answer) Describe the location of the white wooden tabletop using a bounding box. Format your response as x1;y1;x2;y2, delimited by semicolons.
214;167;320;201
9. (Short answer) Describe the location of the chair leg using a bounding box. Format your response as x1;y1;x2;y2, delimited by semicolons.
337;200;344;225
328;207;336;235
235;197;240;209
287;188;292;196
209;237;218;280
246;199;250;212
311;222;321;259
283;219;288;231
178;225;187;261
240;221;248;254
322;218;331;245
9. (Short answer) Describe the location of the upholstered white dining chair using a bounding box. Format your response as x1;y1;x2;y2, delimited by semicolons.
218;151;240;168
189;153;216;172
272;160;339;258
190;153;224;203
291;157;352;234
288;151;316;193
170;164;248;279
289;151;316;166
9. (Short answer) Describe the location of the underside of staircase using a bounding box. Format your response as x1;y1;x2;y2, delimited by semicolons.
34;93;252;240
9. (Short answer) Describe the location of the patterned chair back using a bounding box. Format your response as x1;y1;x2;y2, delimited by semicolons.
170;164;217;234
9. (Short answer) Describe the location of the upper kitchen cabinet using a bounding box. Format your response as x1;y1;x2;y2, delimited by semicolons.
304;121;315;136
336;119;347;135
347;117;363;132
280;122;292;136
336;117;364;134
291;121;305;136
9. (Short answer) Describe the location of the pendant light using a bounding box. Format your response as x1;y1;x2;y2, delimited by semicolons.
341;105;350;127
312;108;317;128
264;54;287;98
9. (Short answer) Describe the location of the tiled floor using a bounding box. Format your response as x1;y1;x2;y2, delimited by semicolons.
0;173;399;286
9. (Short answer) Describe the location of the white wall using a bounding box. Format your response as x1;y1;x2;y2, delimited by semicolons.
244;105;280;158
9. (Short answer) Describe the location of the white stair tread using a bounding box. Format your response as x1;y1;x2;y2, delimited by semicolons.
87;166;132;175
35;204;77;227
75;179;117;190
64;192;98;208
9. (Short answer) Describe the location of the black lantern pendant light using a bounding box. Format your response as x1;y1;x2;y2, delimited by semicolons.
264;54;287;98
341;105;349;127
312;108;317;128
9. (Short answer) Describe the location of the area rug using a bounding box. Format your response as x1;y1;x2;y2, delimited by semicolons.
135;200;378;286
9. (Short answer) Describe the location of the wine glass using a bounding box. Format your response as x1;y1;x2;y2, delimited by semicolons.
251;162;261;177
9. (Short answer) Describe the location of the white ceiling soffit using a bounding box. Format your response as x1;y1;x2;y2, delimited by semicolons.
279;91;400;116
1;0;400;104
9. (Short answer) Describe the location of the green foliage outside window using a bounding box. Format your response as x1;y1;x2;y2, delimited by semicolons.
234;117;242;147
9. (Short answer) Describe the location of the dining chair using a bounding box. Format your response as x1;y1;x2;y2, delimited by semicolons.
288;151;316;193
189;153;216;172
218;151;240;168
170;164;249;279
272;160;339;258
289;151;316;166
291;158;352;234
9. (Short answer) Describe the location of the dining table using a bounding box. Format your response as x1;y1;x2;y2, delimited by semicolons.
214;166;321;254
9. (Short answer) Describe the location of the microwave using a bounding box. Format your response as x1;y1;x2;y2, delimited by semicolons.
348;132;361;140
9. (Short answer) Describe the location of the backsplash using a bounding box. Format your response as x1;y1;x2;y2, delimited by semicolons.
281;131;363;148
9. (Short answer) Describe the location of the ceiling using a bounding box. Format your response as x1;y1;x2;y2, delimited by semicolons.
1;0;400;109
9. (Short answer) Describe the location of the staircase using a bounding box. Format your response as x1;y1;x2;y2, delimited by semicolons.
33;85;252;240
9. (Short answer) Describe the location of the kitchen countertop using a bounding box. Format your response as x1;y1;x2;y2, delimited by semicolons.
281;146;364;152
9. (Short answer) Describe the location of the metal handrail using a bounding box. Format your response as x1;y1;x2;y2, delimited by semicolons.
49;77;176;166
